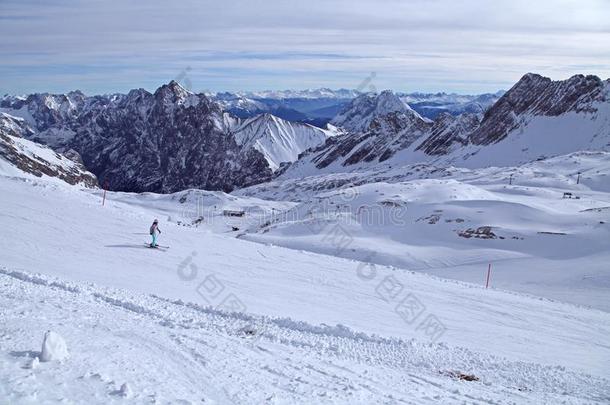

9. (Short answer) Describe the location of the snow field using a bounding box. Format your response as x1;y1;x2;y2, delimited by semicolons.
2;151;610;403
1;267;609;404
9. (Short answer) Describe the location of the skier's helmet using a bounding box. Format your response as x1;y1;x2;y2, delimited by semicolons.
153;219;158;224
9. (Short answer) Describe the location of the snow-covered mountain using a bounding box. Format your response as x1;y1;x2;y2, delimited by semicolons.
69;81;275;193
3;82;327;192
400;91;503;119
469;73;607;145
208;88;502;125
432;73;610;168
330;90;429;133
236;88;361;100
0;112;35;138
0;129;97;187
209;91;353;126
302;91;431;170
232;113;335;171
281;73;610;178
211;91;275;118
415;112;481;155
1;91;115;148
3;73;608;192
1;82;346;192
281;91;432;175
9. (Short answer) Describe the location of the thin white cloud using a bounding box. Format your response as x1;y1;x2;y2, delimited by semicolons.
1;0;609;94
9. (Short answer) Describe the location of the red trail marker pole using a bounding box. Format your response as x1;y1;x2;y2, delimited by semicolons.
102;180;109;206
485;263;492;288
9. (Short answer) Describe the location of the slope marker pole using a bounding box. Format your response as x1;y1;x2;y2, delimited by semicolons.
102;180;109;206
485;263;492;288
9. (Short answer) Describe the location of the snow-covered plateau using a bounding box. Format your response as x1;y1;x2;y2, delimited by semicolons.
1;142;610;403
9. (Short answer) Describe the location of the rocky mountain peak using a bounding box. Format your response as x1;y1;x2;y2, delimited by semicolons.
126;88;151;99
331;90;422;133
415;112;481;155
233;112;333;171
154;80;195;104
375;90;409;111
469;73;607;145
0;112;35;138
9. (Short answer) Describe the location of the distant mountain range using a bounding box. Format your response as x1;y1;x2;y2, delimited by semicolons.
281;73;610;178
0;82;333;192
208;88;504;126
1;73;608;193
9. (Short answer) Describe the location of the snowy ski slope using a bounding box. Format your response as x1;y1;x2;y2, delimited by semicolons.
1;161;610;402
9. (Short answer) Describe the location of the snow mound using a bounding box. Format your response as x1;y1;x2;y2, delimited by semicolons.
40;330;69;362
28;356;40;370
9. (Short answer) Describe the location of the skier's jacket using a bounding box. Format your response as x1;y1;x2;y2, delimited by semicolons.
150;223;158;235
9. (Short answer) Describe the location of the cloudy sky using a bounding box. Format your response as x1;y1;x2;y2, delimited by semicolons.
1;0;609;95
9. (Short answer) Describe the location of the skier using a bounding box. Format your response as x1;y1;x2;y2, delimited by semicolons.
149;219;161;248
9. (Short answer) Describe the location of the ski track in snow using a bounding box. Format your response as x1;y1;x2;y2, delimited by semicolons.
1;267;609;404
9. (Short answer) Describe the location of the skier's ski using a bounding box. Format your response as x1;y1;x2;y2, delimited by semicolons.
144;243;169;250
